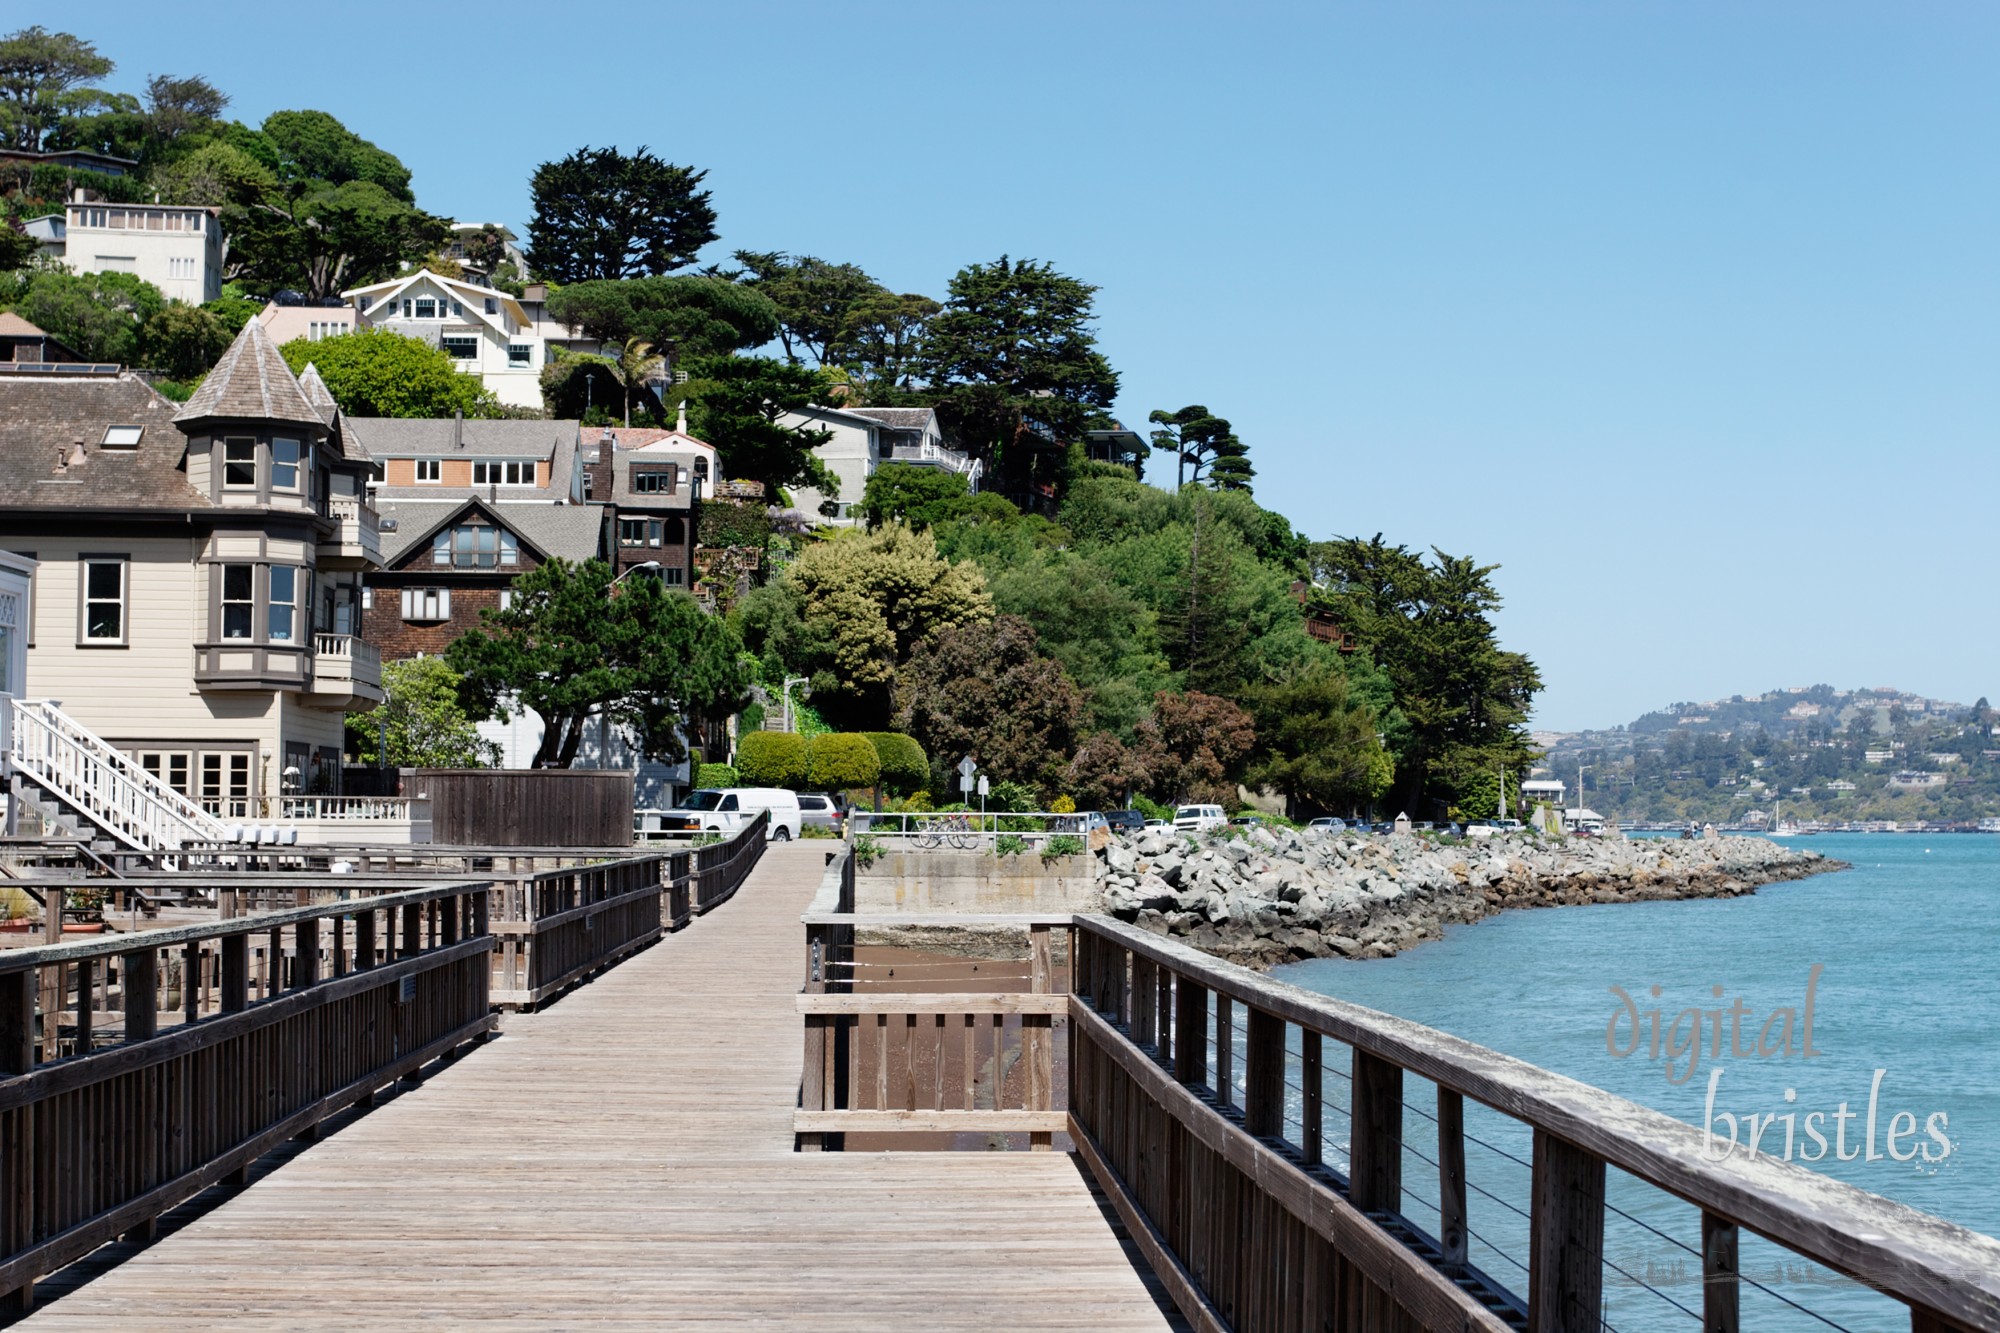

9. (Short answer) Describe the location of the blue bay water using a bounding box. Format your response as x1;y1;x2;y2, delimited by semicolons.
1273;833;2000;1329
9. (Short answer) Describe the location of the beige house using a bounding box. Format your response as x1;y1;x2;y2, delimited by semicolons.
0;320;384;841
341;269;549;408
258;301;358;347
60;196;224;305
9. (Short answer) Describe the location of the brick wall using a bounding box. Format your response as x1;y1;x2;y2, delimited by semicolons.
363;577;509;659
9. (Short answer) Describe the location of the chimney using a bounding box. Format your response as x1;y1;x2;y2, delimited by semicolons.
676;399;688;435
453;410;463;449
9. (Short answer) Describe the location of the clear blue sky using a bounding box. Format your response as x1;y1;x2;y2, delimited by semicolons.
78;1;2000;729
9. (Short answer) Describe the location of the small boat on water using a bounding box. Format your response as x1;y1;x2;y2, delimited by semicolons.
1768;799;1797;838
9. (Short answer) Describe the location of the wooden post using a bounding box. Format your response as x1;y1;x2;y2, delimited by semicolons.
1131;954;1157;1047
124;947;158;1042
220;935;248;1013
355;908;377;971
1027;924;1053;1150
294;918;319;989
1349;1049;1402;1214
401;901;421;957
183;941;201;1024
1301;1031;1323;1165
1438;1088;1468;1273
1174;974;1207;1086
1243;1007;1284;1139
0;968;34;1316
1702;1212;1739;1333
1156;963;1175;1067
1528;1129;1606;1333
74;957;94;1053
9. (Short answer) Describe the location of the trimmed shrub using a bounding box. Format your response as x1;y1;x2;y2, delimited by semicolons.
694;763;739;789
736;731;807;788
805;733;881;791
863;732;930;796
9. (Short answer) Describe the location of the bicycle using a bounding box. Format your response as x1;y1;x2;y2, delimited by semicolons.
914;812;980;850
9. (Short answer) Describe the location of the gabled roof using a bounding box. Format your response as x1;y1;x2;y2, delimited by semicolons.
346;417;584;502
296;363;339;425
0;312;47;338
342;268;529;332
174;318;327;430
0;373;205;508
377;496;606;566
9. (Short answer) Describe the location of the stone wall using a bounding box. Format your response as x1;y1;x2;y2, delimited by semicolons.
855;850;1100;914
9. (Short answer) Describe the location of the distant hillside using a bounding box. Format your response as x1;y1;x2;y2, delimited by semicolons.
1534;685;1999;825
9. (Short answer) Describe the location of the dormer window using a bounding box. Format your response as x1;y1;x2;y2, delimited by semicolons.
101;426;142;448
432;521;519;568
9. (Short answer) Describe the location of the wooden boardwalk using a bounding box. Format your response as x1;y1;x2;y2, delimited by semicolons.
22;845;1179;1330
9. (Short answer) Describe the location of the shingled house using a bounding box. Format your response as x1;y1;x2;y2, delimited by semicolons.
0;319;383;817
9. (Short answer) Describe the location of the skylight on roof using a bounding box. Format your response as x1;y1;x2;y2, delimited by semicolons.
101;426;142;448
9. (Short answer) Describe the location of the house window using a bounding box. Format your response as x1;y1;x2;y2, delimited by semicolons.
484;297;498;315
268;566;298;642
221;565;254;639
694;458;709;483
415;297;437;319
661;566;685;586
451;300;463;317
360;587;373;610
508;343;532;367
200;752;251;818
498;589;515;611
442;336;478;360
632;469;673;494
431;522;519;569
619;519;663;547
272;438;302;491
471;460;534;486
414;459;441;483
402;299;413;317
223;438;256;488
81;557;126;643
138;751;193;799
401;587;451;622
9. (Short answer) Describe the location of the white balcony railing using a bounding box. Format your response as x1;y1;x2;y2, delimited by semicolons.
324;495;383;557
314;633;382;674
265;795;431;822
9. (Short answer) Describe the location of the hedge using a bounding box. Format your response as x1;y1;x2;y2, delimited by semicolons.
736;731;807;788
806;733;880;791
694;763;739;789
863;732;929;795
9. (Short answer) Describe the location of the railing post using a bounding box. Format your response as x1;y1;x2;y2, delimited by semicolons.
294;919;319;989
1174;973;1207;1086
1243;1007;1284;1138
0;965;34;1316
1438;1088;1468;1273
123;947;157;1042
1214;994;1234;1108
1528;1129;1606;1333
1702;1213;1739;1333
1027;924;1053;1150
1349;1049;1401;1214
1301;1031;1322;1165
354;909;376;972
1130;951;1157;1046
401;901;421;957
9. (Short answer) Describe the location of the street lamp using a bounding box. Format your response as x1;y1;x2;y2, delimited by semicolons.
613;560;662;585
780;676;809;733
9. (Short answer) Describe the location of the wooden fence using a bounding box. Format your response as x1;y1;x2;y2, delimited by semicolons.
407;769;634;847
796;849;1064;1152
490;813;767;1010
0;881;495;1316
793;855;2000;1333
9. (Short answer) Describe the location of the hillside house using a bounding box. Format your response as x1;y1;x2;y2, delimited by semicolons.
341;270;549;408
60;196;224;305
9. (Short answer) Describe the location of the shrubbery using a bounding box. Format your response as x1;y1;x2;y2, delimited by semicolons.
736;731;806;787
863;732;929;795
805;732;880;791
694;762;739;789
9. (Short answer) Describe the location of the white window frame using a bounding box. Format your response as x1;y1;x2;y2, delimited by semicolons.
471;459;535;487
414;459;442;484
268;565;298;643
441;335;478;361
271;438;304;492
222;437;257;489
220;564;255;640
79;556;127;646
401;587;451;622
507;343;532;367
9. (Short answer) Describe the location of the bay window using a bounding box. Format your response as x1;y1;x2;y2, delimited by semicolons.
268;565;297;642
223;438;256;488
221;565;254;638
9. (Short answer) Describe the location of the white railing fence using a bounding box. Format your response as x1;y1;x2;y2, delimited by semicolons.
8;699;229;850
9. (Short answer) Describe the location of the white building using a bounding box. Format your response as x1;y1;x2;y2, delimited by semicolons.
782;403;980;524
341;269;549;409
60;196;224;305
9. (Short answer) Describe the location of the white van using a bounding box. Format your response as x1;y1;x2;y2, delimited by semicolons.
1172;804;1227;834
648;788;802;841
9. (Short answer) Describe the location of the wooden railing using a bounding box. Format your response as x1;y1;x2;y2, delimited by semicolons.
0;881;495;1316
1066;915;2000;1333
488;814;768;1010
795;848;1065;1151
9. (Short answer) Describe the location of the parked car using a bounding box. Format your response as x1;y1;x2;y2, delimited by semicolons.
1307;817;1348;832
797;793;845;833
1370;821;1395;835
1103;809;1146;834
648;787;802;841
1412;821;1436;832
1173;804;1227;834
1229;814;1265;829
1143;818;1170;830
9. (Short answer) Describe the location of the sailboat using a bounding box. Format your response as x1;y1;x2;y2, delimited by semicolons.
1768;798;1797;838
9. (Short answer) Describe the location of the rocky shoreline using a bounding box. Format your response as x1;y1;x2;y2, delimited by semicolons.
1100;826;1842;970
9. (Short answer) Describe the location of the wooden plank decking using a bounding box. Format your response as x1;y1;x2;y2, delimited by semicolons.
21;845;1179;1330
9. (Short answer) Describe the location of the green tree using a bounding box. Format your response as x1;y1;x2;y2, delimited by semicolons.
0;27;114;152
545;275;779;359
913;256;1119;489
685;354;836;497
7;268;163;363
343;657;498;768
894;614;1085;797
839;289;939;393
0;214;33;271
448;559;749;768
142;73;229;148
733;250;883;366
280;328;492;417
863;732;929;796
1243;661;1393;818
139;301;230;378
527;145;717;283
859;464;974;531
1308;535;1542;817
1066;731;1151;809
1148;404;1252;491
805;733;881;792
732;525;994;730
202;283;262;334
736;730;807;788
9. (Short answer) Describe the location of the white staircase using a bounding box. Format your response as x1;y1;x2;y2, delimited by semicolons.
8;699;231;851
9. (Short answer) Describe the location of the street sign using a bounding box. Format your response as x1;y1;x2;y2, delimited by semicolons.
958;756;978;794
977;776;989;796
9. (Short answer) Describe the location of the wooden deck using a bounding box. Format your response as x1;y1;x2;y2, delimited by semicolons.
21;844;1179;1330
